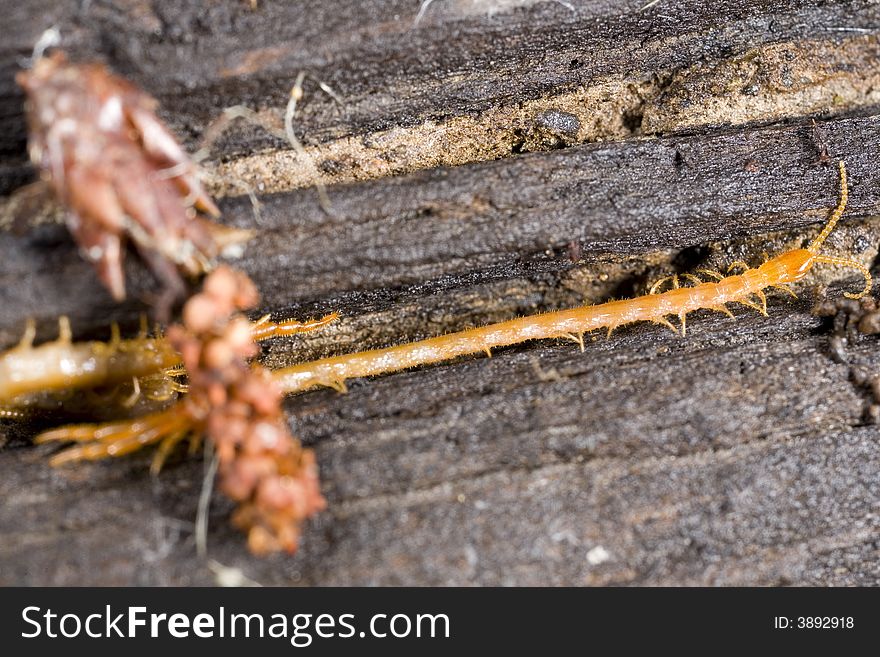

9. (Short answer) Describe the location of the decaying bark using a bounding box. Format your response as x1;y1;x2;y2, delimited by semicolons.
0;0;878;585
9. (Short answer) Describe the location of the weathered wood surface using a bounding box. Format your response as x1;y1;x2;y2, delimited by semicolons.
1;0;879;585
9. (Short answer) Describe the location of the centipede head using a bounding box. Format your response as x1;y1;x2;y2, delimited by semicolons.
774;249;814;284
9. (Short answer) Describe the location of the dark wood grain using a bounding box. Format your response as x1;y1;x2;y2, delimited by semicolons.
2;0;878;193
1;0;878;586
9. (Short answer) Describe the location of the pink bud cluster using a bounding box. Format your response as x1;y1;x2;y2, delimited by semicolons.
168;266;326;554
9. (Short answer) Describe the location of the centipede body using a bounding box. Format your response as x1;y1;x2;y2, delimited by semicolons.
274;162;871;395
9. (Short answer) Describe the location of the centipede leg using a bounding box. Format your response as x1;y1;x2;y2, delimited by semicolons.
36;406;192;466
753;289;768;315
57;316;72;343
109;322;121;349
678;312;688;336
285;72;333;214
710;304;734;318
121;376;141;408
649;276;672;295
697;269;724;281
326;379;348;393
736;298;767;316
560;332;585;352
650;316;679;335
17;318;36;349
728;261;750;274
771;284;798;298
150;429;192;475
137;313;150;339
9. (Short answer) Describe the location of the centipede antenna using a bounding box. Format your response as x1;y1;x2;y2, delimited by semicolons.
808;161;848;253
251;311;339;341
814;254;873;299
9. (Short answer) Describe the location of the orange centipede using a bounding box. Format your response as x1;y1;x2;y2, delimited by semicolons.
273;160;871;395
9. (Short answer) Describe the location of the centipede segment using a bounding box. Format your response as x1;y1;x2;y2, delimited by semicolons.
0;309;340;412
0;316;180;406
